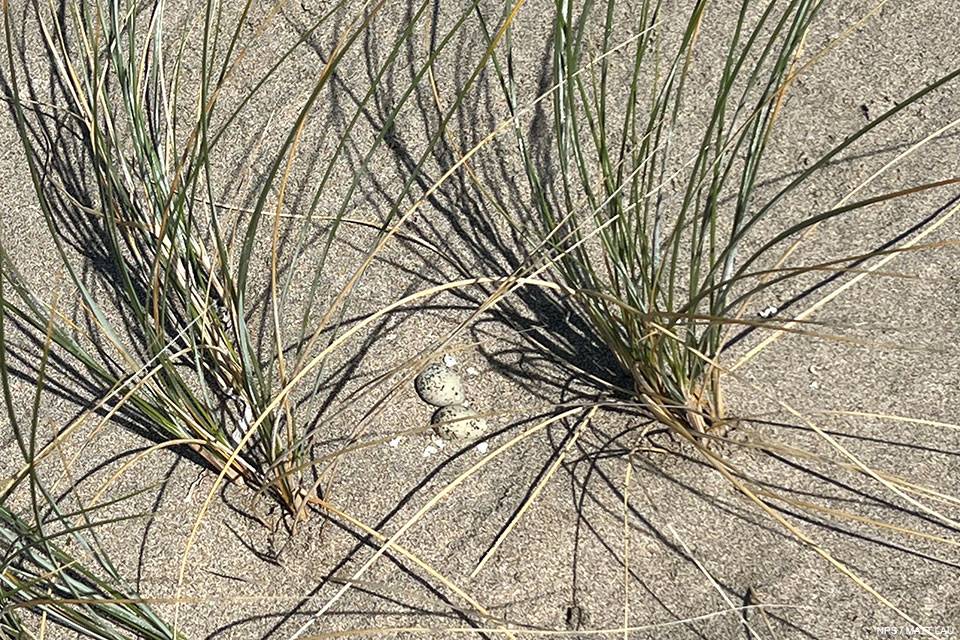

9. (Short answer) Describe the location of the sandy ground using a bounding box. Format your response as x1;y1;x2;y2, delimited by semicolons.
2;0;959;638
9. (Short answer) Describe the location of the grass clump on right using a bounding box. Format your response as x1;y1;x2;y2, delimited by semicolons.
469;0;960;625
491;0;958;437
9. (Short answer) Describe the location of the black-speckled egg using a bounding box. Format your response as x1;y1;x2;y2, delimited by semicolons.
431;405;487;440
414;363;464;406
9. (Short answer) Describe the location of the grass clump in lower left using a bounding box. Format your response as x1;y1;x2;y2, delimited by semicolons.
0;271;183;639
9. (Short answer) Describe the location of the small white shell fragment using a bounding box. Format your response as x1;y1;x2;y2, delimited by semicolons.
388;436;403;448
414;363;464;406
466;366;479;376
443;353;457;368
230;399;254;445
475;442;489;454
422;444;439;457
810;380;821;390
758;305;779;319
431;405;487;441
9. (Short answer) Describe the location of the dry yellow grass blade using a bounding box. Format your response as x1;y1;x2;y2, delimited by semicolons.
309;498;519;640
470;406;599;578
294;601;815;638
817;410;960;432
200;202;445;256
728;118;960;373
82;438;209;512
733;424;960;509
754;489;960;550
666;525;765;640
286;407;585;640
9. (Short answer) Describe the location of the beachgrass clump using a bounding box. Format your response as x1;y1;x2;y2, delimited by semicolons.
0;0;489;517
490;0;959;439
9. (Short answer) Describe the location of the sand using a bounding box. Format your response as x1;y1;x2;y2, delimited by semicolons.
1;0;959;638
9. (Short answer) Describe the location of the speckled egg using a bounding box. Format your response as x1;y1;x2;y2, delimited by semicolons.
431;405;487;440
414;363;464;406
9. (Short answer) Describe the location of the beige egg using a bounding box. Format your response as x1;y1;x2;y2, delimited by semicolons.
431;405;487;441
414;363;464;406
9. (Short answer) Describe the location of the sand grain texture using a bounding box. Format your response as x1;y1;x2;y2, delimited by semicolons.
1;1;959;638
